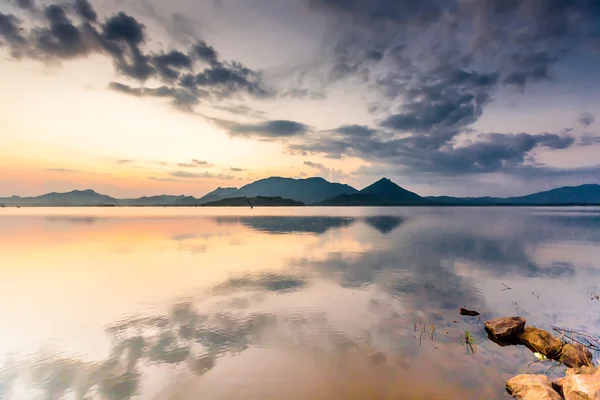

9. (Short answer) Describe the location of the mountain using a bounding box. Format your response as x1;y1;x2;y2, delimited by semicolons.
120;195;188;206
235;177;358;204
503;184;600;204
0;190;117;206
197;187;239;203
427;184;600;205
317;178;427;206
201;196;304;207
2;181;600;207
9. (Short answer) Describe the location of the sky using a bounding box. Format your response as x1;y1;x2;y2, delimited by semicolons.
1;0;600;198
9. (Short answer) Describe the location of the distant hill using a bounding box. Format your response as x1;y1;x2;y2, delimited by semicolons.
235;177;358;204
120;195;189;206
0;190;117;206
317;178;427;206
427;184;600;205
201;196;304;207
503;184;600;204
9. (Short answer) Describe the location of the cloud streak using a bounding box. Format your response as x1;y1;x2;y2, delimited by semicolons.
169;170;235;180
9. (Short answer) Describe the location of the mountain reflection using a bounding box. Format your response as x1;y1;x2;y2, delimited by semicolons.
364;216;405;234
214;216;355;234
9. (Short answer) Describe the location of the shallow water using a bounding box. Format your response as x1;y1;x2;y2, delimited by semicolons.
0;207;599;399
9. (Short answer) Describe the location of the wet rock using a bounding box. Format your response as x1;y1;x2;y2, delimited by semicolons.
560;343;594;368
485;317;526;340
518;327;564;359
459;308;480;316
506;374;562;399
552;366;600;399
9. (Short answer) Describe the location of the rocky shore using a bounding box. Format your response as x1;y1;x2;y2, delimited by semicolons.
482;316;598;399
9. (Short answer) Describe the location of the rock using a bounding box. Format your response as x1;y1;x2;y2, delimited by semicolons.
552;366;600;399
506;374;562;399
518;327;564;359
485;317;526;340
459;308;480;316
560;343;594;368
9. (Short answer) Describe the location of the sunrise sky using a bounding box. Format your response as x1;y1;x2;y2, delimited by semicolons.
2;0;600;197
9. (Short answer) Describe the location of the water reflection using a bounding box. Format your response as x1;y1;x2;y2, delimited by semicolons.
0;208;599;398
215;216;356;234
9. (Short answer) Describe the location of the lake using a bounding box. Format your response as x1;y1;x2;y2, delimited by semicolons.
0;207;599;399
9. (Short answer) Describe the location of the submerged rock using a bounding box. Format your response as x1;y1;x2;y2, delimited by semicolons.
518;327;564;359
552;366;600;399
560;343;594;369
485;317;526;340
459;308;480;316
506;374;562;399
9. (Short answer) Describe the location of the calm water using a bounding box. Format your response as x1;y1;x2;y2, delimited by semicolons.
1;207;599;399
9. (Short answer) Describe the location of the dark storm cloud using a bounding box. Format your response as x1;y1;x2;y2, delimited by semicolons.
195;61;272;98
102;12;145;45
108;82;200;106
293;0;600;179
74;0;97;22
578;112;596;127
15;0;35;10
502;52;560;89
292;129;575;176
193;40;218;64
308;0;444;26
0;12;26;46
152;50;193;80
1;1;269;105
334;125;376;137
34;4;91;58
214;119;309;139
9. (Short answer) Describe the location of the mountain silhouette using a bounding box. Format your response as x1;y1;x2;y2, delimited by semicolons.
427;184;600;205
317;178;427;206
2;181;600;207
235;177;358;204
197;187;239;203
1;190;117;206
200;196;304;207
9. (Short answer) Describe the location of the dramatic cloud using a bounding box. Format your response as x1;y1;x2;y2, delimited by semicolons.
1;0;271;109
0;12;27;46
214;119;310;139
109;82;200;106
294;129;575;176
74;0;97;22
578;112;596;127
3;0;600;190
230;167;246;172
152;50;193;81
193;40;218;65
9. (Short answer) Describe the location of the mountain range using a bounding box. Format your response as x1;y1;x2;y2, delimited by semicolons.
1;177;600;207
